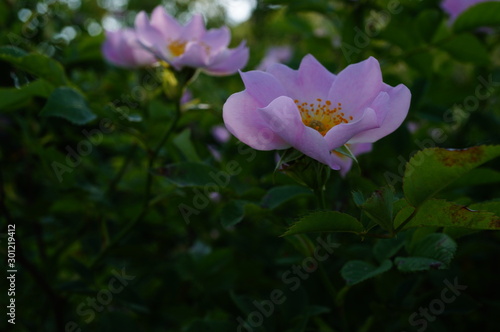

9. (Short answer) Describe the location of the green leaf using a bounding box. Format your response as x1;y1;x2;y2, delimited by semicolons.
0;46;68;86
260;185;312;209
351;191;365;206
282;211;364;236
173;128;201;162
440;33;489;65
453;2;500;33
443;227;479;239
373;235;406;263
0;79;54;111
415;9;442;43
39;87;96;125
220;200;248;228
410;233;456;265
334;144;358;163
361;187;395;232
469;200;500;216
403;146;500;206
394;257;445;272
449;167;500;189
340;260;392;286
395;199;500;231
159;161;220;187
443;201;500;238
395;233;456;272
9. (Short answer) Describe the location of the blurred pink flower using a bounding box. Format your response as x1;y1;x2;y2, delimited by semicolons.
222;54;411;172
135;6;249;75
212;125;231;144
256;46;292;70
181;89;193;105
102;28;157;68
406;121;420;134
441;0;499;23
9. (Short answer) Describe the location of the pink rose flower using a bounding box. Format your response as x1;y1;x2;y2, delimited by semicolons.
102;28;157;68
222;54;411;171
134;6;249;75
256;46;292;70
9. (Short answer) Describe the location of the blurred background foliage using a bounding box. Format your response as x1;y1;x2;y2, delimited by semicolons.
1;0;500;331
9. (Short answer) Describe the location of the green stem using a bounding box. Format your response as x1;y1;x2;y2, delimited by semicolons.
106;143;138;196
314;187;327;210
90;98;182;269
394;207;418;233
144;99;182;204
298;234;339;305
318;263;338;301
358;232;395;239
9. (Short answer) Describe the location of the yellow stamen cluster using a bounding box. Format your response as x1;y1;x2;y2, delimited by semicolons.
168;40;187;57
295;98;352;136
167;40;211;58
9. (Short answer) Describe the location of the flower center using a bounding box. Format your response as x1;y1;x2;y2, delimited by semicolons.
168;40;187;57
295;99;353;136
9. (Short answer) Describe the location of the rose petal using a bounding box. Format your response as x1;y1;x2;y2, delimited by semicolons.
240;69;287;106
259;96;341;169
328;56;382;119
150;6;182;40
350;142;373;155
323;108;379;150
134;11;165;51
267;54;335;101
102;29;156;68
202;27;231;54
102;31;121;63
182;14;206;40
223;92;289;150
297;54;336;100
266;63;298;97
205;41;249;75
335;154;355;177
174;42;210;69
348;84;411;143
256;46;292;70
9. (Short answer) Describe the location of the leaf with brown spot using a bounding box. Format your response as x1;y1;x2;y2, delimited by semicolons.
403;145;500;206
395;199;500;231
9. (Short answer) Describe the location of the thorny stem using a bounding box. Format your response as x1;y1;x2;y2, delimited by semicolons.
90;97;183;269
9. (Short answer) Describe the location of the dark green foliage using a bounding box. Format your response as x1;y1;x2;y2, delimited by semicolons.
1;1;500;332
